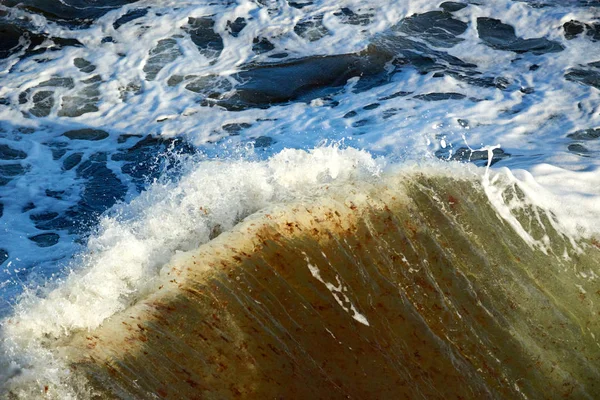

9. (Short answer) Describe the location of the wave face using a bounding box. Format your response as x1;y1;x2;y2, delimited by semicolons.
6;166;599;399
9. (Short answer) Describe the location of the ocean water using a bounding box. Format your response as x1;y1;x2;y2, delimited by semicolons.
0;0;599;398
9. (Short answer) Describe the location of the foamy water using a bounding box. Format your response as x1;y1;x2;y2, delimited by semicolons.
1;0;600;397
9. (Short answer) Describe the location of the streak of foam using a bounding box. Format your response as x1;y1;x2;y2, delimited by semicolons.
483;162;600;254
303;253;370;326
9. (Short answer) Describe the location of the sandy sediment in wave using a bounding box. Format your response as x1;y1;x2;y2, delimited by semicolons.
60;172;600;399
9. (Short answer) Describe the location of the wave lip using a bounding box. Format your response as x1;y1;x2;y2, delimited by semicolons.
6;164;599;399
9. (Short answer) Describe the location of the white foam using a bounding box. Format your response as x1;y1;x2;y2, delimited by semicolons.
512;163;600;239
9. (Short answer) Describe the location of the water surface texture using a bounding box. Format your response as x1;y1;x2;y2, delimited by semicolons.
0;0;600;398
